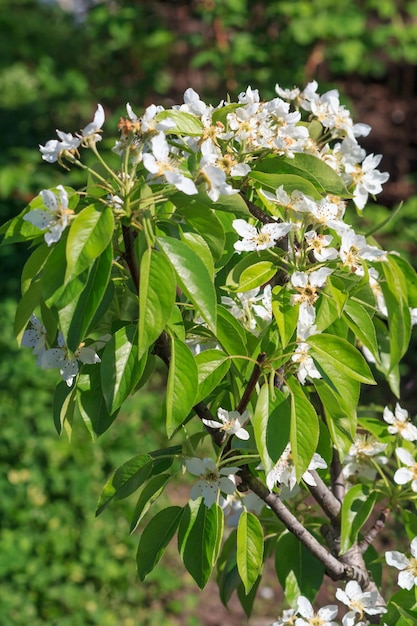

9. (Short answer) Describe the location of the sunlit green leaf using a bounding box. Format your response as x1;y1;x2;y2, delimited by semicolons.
136;506;183;581
178;499;224;589
166;337;198;437
138;247;176;359
236;511;264;594
65;204;114;282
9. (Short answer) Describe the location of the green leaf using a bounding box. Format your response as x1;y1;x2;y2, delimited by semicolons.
77;366;119;439
272;286;298;348
340;484;377;554
253;385;291;475
236;511;264;594
342;299;379;362
138;248;176;359
237;261;276;293
58;244;112;352
101;325;147;414
176;202;225;262
178;499;224;589
173;185;250;218
96;454;153;516
130;474;170;534
136;506;183;581
217;530;240;607
180;231;214;280
194;349;230;404
21;243;51;294
166;337;198;437
283;153;352;196
226;249;276;291
286;375;319;481
275;531;325;604
307;333;375;385
250;171;322;199
156;109;204;135
157;235;217;332
52;381;77;437
65;204;114;282
313;379;355;455
216;305;247;357
42;235;89;309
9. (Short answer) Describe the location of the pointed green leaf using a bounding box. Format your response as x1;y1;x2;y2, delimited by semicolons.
77;366;119;439
136;506;183;580
96;454;153;516
65;204;114;282
58;244;112;351
216;305;247;357
253;385;291;475
286;375;319;481
313;379;355;455
52;381;77;436
340;484;377;554
180;231;215;280
194;349;230;404
342;299;379;362
21;243;51;294
178;499;224;589
139;248;176;359
272;286;298;348
236;511;264;594
237;261;276;293
101;325;147;414
170;194;227;261
250;171;322;199
166;337;198;437
275;531;325;604
130;474;170;534
156;109;204;135
157;235;217;332
308;334;375;385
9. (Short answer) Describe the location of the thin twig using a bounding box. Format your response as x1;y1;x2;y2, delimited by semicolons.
359;508;390;554
308;470;341;523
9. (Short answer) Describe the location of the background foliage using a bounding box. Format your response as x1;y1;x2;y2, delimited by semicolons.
2;1;417;623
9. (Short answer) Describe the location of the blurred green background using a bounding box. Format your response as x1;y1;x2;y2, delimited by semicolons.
2;1;417;624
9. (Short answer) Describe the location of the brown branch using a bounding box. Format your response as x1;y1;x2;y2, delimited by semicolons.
122;225;140;292
330;447;345;503
358;507;390;555
307;470;341;523
236;352;266;414
238;466;346;581
239;192;277;224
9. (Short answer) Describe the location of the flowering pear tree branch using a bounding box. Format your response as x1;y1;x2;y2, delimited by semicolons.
4;81;417;626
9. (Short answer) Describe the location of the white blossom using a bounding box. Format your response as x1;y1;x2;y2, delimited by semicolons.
23;185;73;246
185;457;239;508
233;218;292;252
385;536;417;590
305;230;338;262
266;444;327;491
335;580;386;617
202;407;250;440
142;132;197;195
295;595;338;626
40;333;100;387
383;403;417;441
80;103;105;143
394;447;417;491
21;315;48;363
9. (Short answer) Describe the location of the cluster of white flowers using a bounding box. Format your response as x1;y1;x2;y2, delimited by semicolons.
34;82;392;387
22;315;101;387
271;580;386;626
